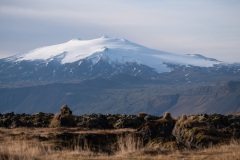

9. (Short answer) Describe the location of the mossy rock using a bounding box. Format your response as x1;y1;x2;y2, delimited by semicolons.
49;105;76;127
172;114;240;149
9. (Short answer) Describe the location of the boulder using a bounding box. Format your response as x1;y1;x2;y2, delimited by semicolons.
172;114;240;149
139;112;176;144
113;115;144;129
50;105;76;127
76;114;113;129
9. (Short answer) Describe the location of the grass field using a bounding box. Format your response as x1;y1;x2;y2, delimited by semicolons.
0;128;239;160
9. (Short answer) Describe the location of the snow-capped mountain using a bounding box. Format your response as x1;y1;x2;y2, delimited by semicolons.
9;36;219;71
0;36;238;83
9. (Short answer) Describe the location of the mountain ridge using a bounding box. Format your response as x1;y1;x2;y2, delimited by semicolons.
0;80;240;115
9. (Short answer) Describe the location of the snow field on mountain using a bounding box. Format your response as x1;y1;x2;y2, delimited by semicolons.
14;36;220;73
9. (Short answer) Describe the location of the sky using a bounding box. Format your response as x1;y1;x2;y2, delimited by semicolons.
0;0;240;63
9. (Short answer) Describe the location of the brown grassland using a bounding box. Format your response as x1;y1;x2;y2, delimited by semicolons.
0;128;239;160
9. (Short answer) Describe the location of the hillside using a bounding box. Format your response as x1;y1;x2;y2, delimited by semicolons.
0;80;240;116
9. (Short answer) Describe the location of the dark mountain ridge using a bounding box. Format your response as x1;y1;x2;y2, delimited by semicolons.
0;78;239;116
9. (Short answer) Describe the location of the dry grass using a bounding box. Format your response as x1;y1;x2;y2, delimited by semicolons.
1;140;240;160
0;140;50;160
0;128;239;160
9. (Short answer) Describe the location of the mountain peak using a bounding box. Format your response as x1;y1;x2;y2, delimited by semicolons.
101;35;110;39
6;36;221;73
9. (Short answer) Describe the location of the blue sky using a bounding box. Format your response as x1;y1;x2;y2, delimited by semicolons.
0;0;240;62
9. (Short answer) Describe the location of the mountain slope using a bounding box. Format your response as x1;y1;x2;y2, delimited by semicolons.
0;80;240;116
168;81;240;116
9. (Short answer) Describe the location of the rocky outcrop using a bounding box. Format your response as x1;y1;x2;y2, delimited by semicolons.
139;112;177;144
172;114;240;148
0;108;158;129
0;112;54;128
75;114;112;129
50;105;76;127
74;113;158;129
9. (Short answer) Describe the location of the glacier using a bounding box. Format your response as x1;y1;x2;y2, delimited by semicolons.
8;36;220;73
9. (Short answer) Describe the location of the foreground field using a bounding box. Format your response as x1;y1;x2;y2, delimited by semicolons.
0;128;239;160
0;106;240;159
